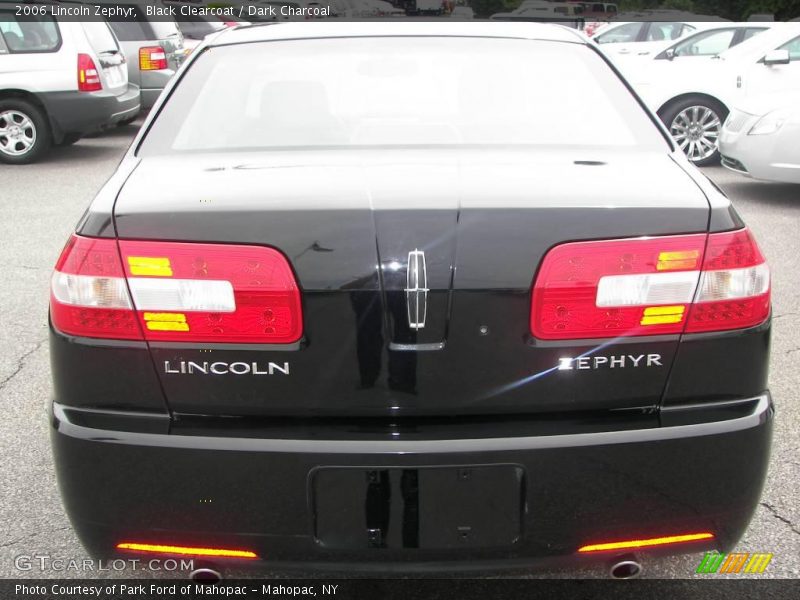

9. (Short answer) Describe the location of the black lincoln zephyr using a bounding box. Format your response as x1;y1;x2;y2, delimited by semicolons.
49;23;773;578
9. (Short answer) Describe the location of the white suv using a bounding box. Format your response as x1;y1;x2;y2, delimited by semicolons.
0;2;141;164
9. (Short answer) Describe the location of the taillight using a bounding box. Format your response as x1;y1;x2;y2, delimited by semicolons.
685;229;770;333
531;228;769;340
50;236;142;340
51;236;303;344
77;54;102;92
139;46;167;71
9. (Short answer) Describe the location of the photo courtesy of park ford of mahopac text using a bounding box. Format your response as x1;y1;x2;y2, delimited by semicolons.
2;0;800;599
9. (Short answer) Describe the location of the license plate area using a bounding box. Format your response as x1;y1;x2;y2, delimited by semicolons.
312;465;524;550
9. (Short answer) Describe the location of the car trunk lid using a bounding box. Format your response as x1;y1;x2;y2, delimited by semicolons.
113;147;710;417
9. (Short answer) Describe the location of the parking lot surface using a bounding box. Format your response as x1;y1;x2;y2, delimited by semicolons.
0;123;798;579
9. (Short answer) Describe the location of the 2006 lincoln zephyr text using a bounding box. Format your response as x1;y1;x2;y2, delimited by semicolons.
49;22;773;577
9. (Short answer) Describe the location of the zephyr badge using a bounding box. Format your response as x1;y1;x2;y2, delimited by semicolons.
406;249;429;330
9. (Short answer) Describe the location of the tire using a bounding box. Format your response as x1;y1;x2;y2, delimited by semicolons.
659;97;728;167
0;98;52;164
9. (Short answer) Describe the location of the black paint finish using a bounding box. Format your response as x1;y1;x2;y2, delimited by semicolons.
51;396;772;569
50;28;774;572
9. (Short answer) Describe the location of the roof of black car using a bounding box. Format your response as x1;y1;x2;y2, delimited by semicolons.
209;21;587;47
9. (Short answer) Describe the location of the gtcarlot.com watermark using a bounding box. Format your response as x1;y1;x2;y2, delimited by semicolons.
15;554;194;573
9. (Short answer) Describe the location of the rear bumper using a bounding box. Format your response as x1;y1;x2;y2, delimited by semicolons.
141;88;163;110
140;69;175;109
39;85;141;140
50;394;773;573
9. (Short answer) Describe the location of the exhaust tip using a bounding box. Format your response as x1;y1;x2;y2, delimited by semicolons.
609;555;642;579
190;567;222;584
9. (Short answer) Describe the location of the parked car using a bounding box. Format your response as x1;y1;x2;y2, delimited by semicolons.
580;2;617;20
613;22;772;64
450;6;474;19
491;3;584;28
629;23;800;165
415;0;443;15
592;18;721;58
720;92;800;184
98;1;187;110
0;3;140;164
581;2;621;37
50;22;772;577
517;0;584;15
583;3;619;36
362;0;405;17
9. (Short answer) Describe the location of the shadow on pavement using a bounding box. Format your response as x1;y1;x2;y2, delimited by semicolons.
716;180;800;211
36;143;126;164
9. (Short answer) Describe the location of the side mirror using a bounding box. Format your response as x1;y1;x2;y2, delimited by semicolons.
764;49;790;66
665;48;676;61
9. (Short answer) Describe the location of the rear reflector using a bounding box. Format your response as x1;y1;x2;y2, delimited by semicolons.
77;54;102;92
139;46;167;71
531;229;769;340
51;236;303;344
578;532;714;553
116;542;257;559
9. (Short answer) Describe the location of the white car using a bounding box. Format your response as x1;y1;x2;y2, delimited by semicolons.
629;23;800;166
415;0;443;15
0;3;140;163
592;17;721;58
615;22;772;66
719;92;800;184
450;6;474;19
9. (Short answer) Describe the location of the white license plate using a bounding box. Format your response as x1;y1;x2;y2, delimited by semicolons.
104;66;124;87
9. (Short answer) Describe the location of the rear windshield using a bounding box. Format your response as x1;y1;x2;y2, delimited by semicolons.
139;36;668;155
0;12;61;53
81;21;119;54
176;15;226;40
110;11;180;41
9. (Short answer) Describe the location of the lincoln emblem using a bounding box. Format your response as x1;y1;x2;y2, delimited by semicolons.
405;249;429;330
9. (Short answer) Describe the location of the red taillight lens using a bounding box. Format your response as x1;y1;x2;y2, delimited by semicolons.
77;53;102;92
118;240;303;344
532;233;707;340
50;236;142;340
686;229;770;333
531;229;769;340
51;236;303;344
139;46;167;71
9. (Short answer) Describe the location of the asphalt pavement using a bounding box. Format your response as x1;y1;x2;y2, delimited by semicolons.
0;124;798;580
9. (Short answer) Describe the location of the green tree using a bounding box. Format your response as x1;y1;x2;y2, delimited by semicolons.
663;0;696;11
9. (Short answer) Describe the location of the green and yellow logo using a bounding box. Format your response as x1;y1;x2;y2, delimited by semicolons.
696;551;773;574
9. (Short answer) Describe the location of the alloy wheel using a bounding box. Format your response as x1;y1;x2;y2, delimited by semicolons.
0;110;37;157
669;105;721;163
